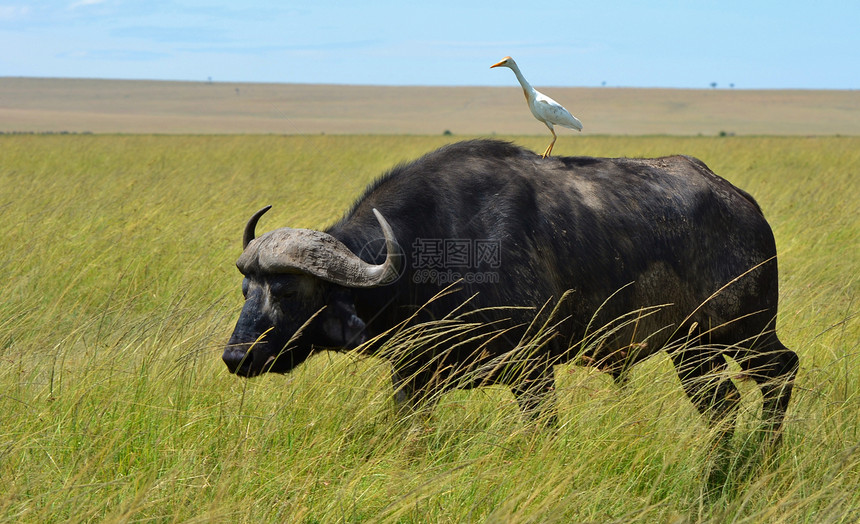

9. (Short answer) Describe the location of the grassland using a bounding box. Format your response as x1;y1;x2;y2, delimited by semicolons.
0;134;858;522
2;77;860;136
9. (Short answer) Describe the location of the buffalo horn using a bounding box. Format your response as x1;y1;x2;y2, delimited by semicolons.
243;205;272;249
301;208;400;287
239;207;400;288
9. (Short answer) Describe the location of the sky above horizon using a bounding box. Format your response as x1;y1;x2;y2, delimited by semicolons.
2;1;858;90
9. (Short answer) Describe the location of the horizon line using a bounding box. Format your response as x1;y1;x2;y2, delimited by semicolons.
2;75;856;92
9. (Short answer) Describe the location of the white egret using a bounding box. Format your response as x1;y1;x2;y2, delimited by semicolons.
491;56;583;158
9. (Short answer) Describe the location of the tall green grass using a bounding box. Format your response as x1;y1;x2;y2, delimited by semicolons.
0;135;857;522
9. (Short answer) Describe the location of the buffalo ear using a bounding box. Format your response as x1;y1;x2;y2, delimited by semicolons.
320;293;368;349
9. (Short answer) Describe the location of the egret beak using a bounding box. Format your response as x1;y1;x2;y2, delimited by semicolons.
490;60;505;69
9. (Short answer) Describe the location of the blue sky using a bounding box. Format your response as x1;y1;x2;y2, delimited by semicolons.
2;0;857;89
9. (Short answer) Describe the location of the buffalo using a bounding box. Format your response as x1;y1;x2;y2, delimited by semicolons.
223;139;798;445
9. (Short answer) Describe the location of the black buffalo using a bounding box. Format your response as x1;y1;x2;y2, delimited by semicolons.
223;139;798;443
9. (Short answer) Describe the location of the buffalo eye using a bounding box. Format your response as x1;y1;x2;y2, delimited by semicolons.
241;277;250;298
268;280;296;300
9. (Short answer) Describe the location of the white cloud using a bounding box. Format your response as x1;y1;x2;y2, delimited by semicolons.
69;0;108;9
0;5;30;20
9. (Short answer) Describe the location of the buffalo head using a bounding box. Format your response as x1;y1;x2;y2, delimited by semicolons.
222;206;399;377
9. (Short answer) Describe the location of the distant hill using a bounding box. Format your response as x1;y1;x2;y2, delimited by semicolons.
1;77;858;135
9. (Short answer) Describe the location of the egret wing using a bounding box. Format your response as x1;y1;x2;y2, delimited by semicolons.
534;92;583;131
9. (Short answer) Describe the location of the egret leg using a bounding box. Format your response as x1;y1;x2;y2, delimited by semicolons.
542;128;557;158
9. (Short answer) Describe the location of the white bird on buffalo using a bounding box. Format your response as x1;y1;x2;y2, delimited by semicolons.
491;56;583;158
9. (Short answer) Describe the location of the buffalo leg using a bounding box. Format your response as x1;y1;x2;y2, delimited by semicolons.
512;365;558;426
670;348;740;442
737;338;798;446
671;346;743;490
391;368;443;421
391;370;411;415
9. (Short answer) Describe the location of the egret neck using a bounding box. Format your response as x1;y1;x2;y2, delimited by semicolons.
507;61;535;103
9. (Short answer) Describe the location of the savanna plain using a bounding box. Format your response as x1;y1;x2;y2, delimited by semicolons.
0;133;858;523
